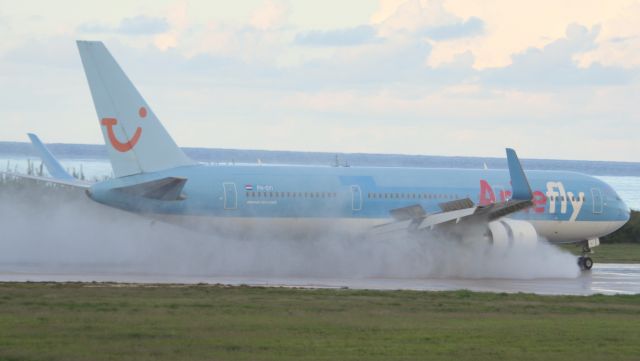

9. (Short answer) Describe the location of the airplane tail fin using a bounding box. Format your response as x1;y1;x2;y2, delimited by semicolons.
506;148;533;201
27;133;76;181
76;40;194;178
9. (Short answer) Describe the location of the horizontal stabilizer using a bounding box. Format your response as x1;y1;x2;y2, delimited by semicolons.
114;177;187;201
27;133;75;181
0;171;90;189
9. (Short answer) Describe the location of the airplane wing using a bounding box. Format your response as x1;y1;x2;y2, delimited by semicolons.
374;148;533;234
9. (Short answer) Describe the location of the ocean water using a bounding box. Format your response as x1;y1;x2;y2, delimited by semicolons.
2;152;639;210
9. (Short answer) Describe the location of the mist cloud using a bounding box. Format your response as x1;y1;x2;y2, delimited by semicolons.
0;182;580;281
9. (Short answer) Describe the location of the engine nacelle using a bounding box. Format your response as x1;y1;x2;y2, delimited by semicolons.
487;219;538;248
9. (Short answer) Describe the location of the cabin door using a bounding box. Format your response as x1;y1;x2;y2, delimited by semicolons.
223;182;238;210
591;188;603;214
351;185;362;211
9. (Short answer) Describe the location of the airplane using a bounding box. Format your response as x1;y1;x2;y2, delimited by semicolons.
5;41;632;271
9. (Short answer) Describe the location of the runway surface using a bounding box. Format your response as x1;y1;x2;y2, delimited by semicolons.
1;263;639;295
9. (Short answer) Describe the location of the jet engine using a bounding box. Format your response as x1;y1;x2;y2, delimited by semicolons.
487;219;538;248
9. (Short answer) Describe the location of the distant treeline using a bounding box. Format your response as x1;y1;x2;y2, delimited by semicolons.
603;210;640;243
1;141;640;176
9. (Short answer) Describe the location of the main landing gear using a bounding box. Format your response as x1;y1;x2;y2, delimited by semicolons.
578;255;593;271
577;238;599;271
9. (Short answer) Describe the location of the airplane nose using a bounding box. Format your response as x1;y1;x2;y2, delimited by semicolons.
621;201;631;222
622;203;631;222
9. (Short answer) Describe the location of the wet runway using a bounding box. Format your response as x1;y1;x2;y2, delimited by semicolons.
1;263;639;295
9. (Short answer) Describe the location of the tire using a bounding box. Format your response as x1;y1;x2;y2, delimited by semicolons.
583;257;593;270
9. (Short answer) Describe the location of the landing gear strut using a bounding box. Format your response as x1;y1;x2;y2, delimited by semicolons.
577;240;597;271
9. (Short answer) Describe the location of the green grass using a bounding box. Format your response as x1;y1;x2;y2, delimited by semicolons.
0;283;639;361
561;243;640;263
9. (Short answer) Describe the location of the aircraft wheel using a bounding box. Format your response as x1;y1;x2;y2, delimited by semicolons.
577;256;584;269
583;257;593;270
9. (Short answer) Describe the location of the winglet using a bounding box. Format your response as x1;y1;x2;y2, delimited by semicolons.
27;133;76;181
506;148;532;201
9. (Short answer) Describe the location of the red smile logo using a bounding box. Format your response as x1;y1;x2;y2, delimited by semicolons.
101;107;147;152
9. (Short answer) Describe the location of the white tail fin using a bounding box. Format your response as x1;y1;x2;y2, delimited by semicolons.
77;41;194;177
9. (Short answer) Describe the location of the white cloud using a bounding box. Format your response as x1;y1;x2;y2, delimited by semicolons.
376;0;458;35
295;25;381;47
77;15;170;36
250;0;289;30
482;24;631;88
0;0;639;161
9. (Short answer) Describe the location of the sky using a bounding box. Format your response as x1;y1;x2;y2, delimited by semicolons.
0;0;639;161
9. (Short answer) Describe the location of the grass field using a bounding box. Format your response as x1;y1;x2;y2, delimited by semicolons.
561;243;640;263
0;283;639;361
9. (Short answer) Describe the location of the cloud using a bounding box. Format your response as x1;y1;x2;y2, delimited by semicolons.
78;15;169;36
118;15;170;35
2;1;640;161
295;25;382;46
2;36;79;68
422;16;484;40
76;23;111;33
483;24;632;88
0;15;9;31
377;0;460;36
294;13;482;49
250;0;289;30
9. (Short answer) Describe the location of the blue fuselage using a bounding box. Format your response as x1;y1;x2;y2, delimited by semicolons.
88;164;630;241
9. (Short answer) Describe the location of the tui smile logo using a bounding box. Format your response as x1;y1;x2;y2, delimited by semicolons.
101;106;147;152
